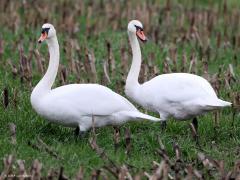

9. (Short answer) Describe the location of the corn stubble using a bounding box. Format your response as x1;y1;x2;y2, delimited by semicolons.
0;0;239;179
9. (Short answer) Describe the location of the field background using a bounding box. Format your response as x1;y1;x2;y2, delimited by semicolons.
0;0;240;178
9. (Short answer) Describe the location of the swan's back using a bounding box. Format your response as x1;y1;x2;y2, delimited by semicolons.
41;84;138;116
142;73;217;102
134;73;231;120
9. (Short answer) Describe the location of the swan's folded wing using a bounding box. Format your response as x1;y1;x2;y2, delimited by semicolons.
142;73;218;104
44;84;137;116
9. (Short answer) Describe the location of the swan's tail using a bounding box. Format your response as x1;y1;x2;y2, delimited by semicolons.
204;98;232;108
120;111;162;122
216;99;232;107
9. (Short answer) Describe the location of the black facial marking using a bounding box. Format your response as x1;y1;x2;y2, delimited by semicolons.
134;25;143;31
41;28;50;34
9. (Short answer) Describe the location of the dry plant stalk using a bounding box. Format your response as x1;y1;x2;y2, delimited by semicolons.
113;127;120;153
84;48;97;83
7;59;18;78
0;155;14;179
59;65;68;85
102;60;111;84
0;0;239;179
76;166;84;180
17;160;26;180
169;47;178;72
163;59;170;74
33;49;44;74
118;165;133;180
89;135;119;178
141;64;149;83
91;169;101;180
89;50;98;83
37;137;62;160
9;123;16;145
13;88;18;108
120;45;129;79
148;52;154;76
106;41;116;76
188;53;197;74
67;39;77;75
31;159;42;179
28;138;62;160
19;45;32;86
125;128;131;155
3;87;9;108
202;58;210;80
181;52;187;72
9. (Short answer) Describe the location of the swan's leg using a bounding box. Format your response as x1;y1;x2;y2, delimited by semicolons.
74;126;80;136
190;117;199;146
113;126;121;152
75;125;87;138
161;121;167;130
159;112;168;130
192;117;198;132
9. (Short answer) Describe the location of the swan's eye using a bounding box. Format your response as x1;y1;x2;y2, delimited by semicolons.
41;28;50;34
134;25;143;31
38;28;50;43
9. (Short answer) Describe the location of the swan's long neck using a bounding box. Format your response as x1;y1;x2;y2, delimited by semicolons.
31;36;59;100
125;31;141;94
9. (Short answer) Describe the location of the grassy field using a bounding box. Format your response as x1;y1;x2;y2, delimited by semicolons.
0;0;240;178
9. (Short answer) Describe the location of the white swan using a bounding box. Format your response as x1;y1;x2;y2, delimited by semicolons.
31;23;162;135
125;20;231;129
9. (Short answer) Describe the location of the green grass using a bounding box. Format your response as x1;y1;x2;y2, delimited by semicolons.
0;0;240;178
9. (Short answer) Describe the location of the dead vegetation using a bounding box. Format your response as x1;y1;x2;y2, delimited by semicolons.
1;131;240;179
0;0;238;101
0;0;239;178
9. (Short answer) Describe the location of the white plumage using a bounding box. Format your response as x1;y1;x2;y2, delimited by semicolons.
125;20;231;123
31;23;161;133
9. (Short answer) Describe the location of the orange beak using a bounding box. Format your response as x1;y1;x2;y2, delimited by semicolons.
38;32;47;43
136;30;147;42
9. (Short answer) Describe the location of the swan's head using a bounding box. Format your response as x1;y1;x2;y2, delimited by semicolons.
128;20;147;42
38;23;56;43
